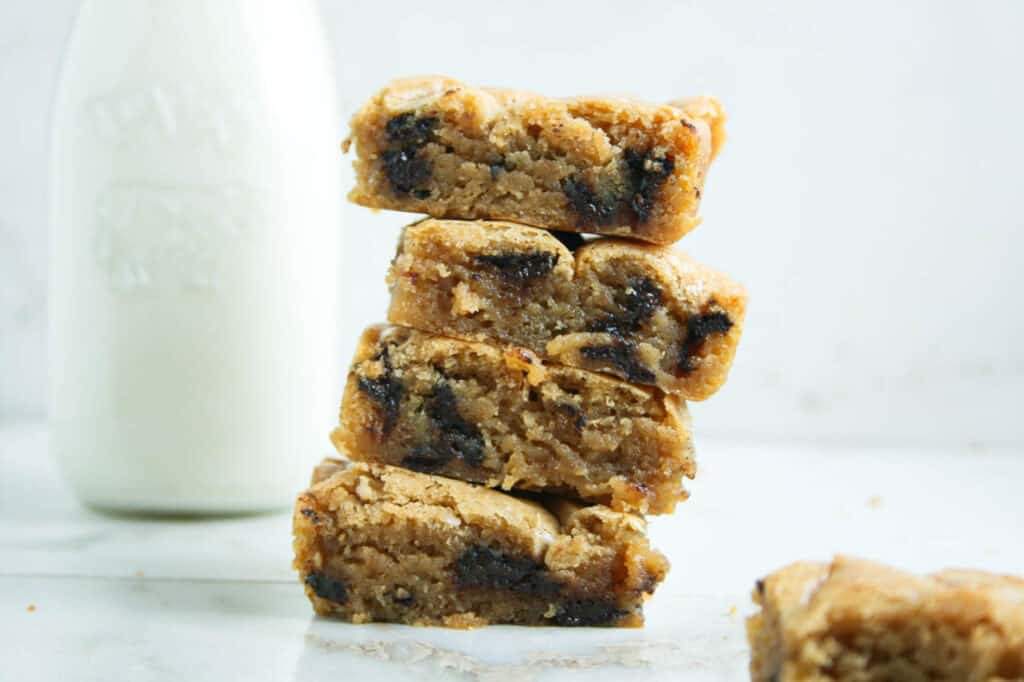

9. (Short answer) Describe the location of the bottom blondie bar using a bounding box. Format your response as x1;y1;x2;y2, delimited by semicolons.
293;459;668;628
748;556;1024;681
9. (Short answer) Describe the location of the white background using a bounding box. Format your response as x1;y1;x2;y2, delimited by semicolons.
2;0;1023;447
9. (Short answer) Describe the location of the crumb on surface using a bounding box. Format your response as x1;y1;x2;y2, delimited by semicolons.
867;495;883;509
727;605;737;617
26;604;36;612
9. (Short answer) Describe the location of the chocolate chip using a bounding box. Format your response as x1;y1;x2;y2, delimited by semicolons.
412;189;431;199
679;309;733;373
382;113;438;195
688;310;733;341
407;381;485;470
300;508;320;522
589;276;663;337
552;599;626;626
356;347;403;435
562;176;619;228
563;149;675;229
556;402;587;431
381;148;432;195
475;251;558;283
549;230;585;252
623;148;675;224
454;545;559;595
385;113;437;148
579;342;656;384
756;579;766;596
401;444;450;473
305;572;347;604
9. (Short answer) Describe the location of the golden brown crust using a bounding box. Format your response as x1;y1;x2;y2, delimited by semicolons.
388;218;747;399
345;76;724;245
333;324;694;514
748;556;1024;681
670;96;727;162
292;459;668;627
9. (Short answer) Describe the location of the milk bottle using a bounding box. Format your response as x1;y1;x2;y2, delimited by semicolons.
50;0;343;513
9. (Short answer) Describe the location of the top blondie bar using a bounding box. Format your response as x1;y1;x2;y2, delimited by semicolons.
343;76;726;245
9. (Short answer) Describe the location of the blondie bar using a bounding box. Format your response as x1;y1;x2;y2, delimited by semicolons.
344;76;724;245
388;219;746;398
333;325;694;514
293;459;668;627
748;556;1024;681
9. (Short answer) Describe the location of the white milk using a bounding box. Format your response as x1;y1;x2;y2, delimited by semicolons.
49;0;343;513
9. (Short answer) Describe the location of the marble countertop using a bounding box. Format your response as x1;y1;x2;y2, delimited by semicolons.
2;421;1021;681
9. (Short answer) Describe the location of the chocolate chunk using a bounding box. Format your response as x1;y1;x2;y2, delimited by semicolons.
579;342;656;384
401;444;450;473
305;572;347;604
679;310;733;373
300;508;320;522
475;251;558;283
356;348;403;436
624;148;675;223
549;230;585;252
385;113;437;148
411;189;431;199
557;402;587;431
756;579;766;597
381;148;432;195
563;150;675;228
563;176;619;228
589;276;663;336
687;311;733;342
553;599;625;626
454;545;559;595
382;113;438;195
424;382;484;468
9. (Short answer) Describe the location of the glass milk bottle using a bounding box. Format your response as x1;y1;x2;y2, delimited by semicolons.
50;0;342;513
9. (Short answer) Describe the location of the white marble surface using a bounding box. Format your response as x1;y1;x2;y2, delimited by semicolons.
2;421;1022;681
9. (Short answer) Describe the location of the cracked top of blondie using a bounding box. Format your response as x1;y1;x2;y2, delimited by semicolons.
749;556;1024;681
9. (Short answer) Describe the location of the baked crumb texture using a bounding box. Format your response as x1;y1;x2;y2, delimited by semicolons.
748;556;1024;681
293;460;668;628
388;218;746;398
344;76;724;245
332;324;694;515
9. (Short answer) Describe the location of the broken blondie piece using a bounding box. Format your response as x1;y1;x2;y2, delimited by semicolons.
748;556;1024;681
333;325;694;514
293;459;668;627
387;218;746;398
343;76;724;245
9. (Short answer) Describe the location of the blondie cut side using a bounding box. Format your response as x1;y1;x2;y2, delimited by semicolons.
344;76;724;245
333;325;694;514
293;460;668;627
387;219;746;398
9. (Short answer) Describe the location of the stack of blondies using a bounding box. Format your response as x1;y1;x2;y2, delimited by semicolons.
293;76;747;628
